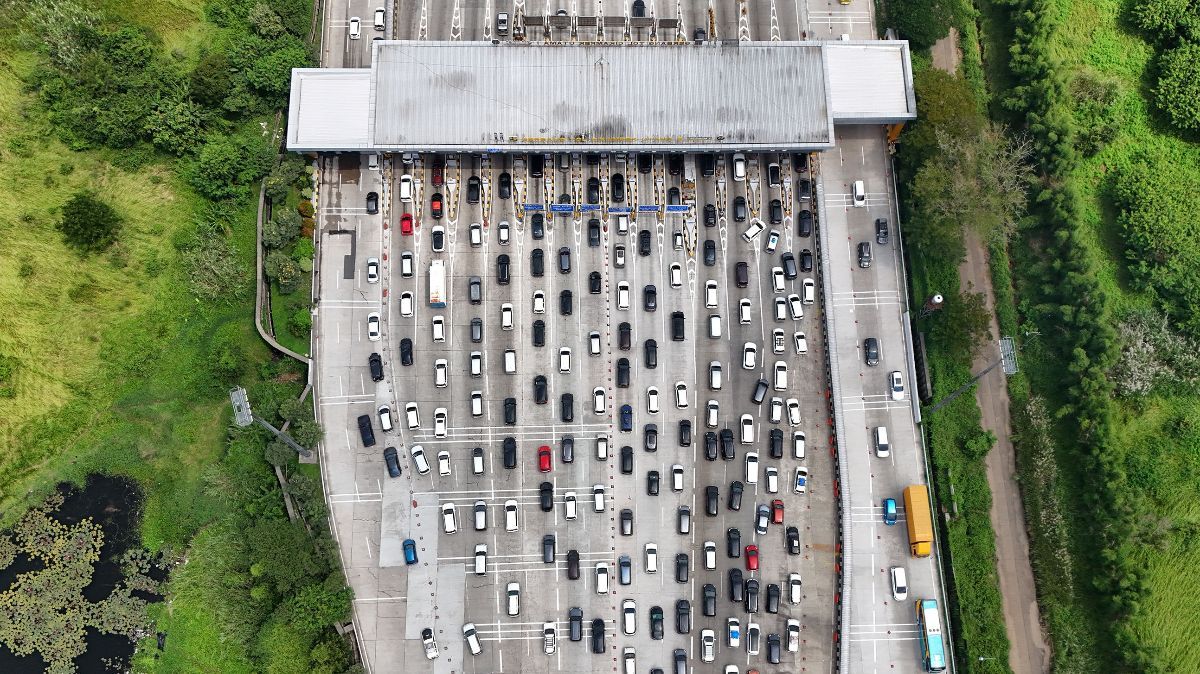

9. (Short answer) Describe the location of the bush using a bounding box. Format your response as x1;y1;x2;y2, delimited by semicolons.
188;129;276;201
889;0;955;49
57;190;123;252
265;250;302;293
291;237;314;263
297;200;314;217
265;155;308;203
1154;43;1200;132
288;306;312;338
263;211;301;250
290;419;323;448
209;321;247;383
1130;0;1200;43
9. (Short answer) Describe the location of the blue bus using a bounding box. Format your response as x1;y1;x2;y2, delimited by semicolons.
916;599;947;672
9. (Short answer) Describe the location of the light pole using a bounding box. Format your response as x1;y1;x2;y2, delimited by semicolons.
230;386;312;458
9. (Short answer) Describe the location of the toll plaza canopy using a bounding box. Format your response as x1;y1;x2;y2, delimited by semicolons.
286;40;915;154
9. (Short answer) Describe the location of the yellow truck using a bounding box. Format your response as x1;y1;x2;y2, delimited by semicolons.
903;485;934;557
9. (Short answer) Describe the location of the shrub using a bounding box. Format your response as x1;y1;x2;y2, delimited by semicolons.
889;0;955;49
263;211;301;250
300;217;315;237
1154;43;1200;132
265;250;302;293
297;200;314;217
291;237;314;263
290;419;323;448
288;306;312;338
209;321;247;383
264;154;307;202
1130;0;1200;43
57;190;123;252
188;129;276;201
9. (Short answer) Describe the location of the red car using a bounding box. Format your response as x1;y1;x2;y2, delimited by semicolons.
537;445;552;473
430;193;444;219
745;544;759;571
771;499;784;525
432;165;444;187
399;213;414;235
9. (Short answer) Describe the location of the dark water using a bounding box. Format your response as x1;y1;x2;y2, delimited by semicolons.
0;474;161;673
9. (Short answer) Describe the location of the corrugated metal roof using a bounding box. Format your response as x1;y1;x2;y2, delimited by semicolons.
286;69;373;150
826;43;916;122
371;41;833;152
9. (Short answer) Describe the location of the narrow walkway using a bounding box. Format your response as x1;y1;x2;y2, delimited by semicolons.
932;30;1050;673
254;173;310;364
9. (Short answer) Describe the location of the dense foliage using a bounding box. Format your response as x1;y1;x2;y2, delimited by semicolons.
887;0;955;49
1128;0;1200;131
57;191;123;252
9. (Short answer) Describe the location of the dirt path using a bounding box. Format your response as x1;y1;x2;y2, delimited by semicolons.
959;231;1051;673
932;29;1051;673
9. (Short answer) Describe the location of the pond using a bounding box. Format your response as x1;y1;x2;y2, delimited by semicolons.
0;474;163;673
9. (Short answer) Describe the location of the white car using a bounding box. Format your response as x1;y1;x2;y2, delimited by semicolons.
438;450;451;476
787;619;801;652
497;220;510;245
532;290;546;314
399;173;414;202
432;315;446;342
703;541;716;569
617;281;630;310
788;293;804;320
399;291;414;317
889;371;905;400
852;179;866;207
366;312;381;341
764;229;780;253
441;503;457;533
795;331;808;354
589;331;602;355
410;445;430;474
787;398;802;426
765;466;779;493
373;7;386;29
802;277;816;304
647;386;659;413
788;572;803;604
705;280;719;308
559;347;572;373
564;492;578;520
469;222;482;247
593;387;606;414
366;257;379;283
740;413;755;444
615;245;626;267
701;629;716;663
671;464;685;491
744;451;759;483
774;296;787;321
794;431;806;459
434;359;448;388
504;499;519;531
506;582;521;616
543;622;556;655
773;328;786;354
732;153;747;181
768;397;783;424
741;220;764;243
595;562;610;594
771;267;785;292
348;16;362;38
433;407;447;437
470;351;483;377
622;599;637;635
739;298;752;324
742;342;758;370
774;361;788;390
501;303;514;330
890;566;909;601
645;543;659;573
422;628;439;660
727;617;741;648
675;381;688;408
400;251;414;277
793;466;809;494
669;262;682;288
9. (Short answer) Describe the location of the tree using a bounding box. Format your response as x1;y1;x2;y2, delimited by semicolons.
290;419;324;448
244;519;328;592
277;397;308;424
264;439;294;467
899;69;985;177
1154;43;1200;132
280;577;352;633
189;49;233;107
928;288;993;362
265;250;302;292
265;154;307;202
889;0;955;49
249;3;287;38
209;322;246;382
187;130;275;201
246;38;312;98
263;211;301;249
1131;0;1200;43
57;191;123;252
143;95;206;154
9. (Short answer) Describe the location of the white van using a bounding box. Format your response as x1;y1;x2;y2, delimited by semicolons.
874;426;890;457
410;445;431;474
592;484;606;512
441;503;457;534
504;349;517;374
708;314;722;339
463;623;482;656
890;566;908;600
852;180;866;207
471;391;483;417
504;499;519;532
406;402;420;429
559;347;572;373
473;500;488;530
595;563;610;594
474;543;487;575
432;315;445;342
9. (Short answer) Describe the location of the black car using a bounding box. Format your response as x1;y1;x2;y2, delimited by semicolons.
559;246;571;273
532;320;546;347
561;393;574;422
531;248;545;276
497;254;511;284
619;555;632;585
621;509;634;536
864;337;880;366
787;526;801;555
769;429;784;459
745;578;760;612
539;481;554;511
611;173;625;202
794;152;809;172
797;178;812;200
589;271;602;294
703;239;716;266
675;553;689;583
752;378;769;405
616;358;631;387
503;437;517;468
644;339;658;368
368;352;384;381
366;191;379;214
498;172;512;199
532;212;545;239
704;203;717;227
647;470;660;495
471;317;483;342
858;241;872;268
560;289;573;315
467;175;481;203
567;549;581;578
736;261;749;287
591;618;606;654
400;338;414;366
468;276;483;304
534;375;548;404
643;284;657;312
569;606;583;640
800;248;813;272
620;445;634;474
766;583;781;613
876;217;890;244
650;605;664;640
543;534;556;563
733;196;747;222
668;154;684;175
704;432;718;460
562;435;575;463
529;153;544;178
383;446;401;477
769;198;783;224
357;415;375;447
618;322;632;350
674;599;691;634
699;153;716;177
728;480;744;510
767;633;782;664
671;311;685;342
558;193;572;214
729;569;744;602
705;486;719;515
667;186;681;205
586;177;600;204
504;397;517;425
639;229;652;256
720;428;736;460
702;583;717;616
797;209;813;237
781;252;798;279
644;424;658;452
678;419;692;446
638;152;653;173
727;527;742;557
588;218;601;247
431;227;445;251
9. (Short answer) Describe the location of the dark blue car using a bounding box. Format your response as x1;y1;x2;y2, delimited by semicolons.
403;538;418;565
620;404;634;432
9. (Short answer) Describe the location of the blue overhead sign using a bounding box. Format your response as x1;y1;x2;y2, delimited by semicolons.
608;206;632;214
550;204;574;213
666;205;691;213
638;205;660;213
523;204;544;211
580;204;600;212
